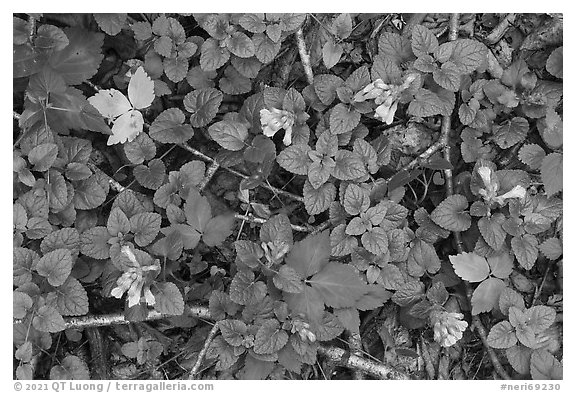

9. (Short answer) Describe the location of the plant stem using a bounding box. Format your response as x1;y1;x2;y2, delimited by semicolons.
188;322;220;379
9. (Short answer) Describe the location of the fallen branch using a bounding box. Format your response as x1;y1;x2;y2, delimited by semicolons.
197;160;220;192
347;331;364;379
188;322;220;379
485;14;516;45
295;26;314;85
234;213;311;233
15;306;410;380
440;14;510;381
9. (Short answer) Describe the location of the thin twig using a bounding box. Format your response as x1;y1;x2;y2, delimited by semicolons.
179;143;304;203
348;331;364;379
188;322;220;379
234;213;310;233
295;26;314;85
388;139;447;180
485;14;516;45
15;307;410;380
197;161;220;192
87;162;126;193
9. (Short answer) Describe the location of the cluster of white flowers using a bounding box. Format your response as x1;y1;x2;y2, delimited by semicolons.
259;108;296;146
353;73;418;124
111;245;160;308
429;309;468;347
477;166;526;206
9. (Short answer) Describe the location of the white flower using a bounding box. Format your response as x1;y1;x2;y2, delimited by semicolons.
493;185;527;205
430;310;468;347
477;166;526;206
111;245;160;308
260;108;295;146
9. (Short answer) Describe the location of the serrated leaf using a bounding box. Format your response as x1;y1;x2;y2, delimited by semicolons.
487;321;517;349
284;286;324;323
133;159;166;190
518;143;546;170
546;46;562;79
94;13;126;36
203;214;234;246
277;144;312;175
65;162;92;180
149;108;194;144
530;349;562;380
540;153;562;196
184;87;223;128
184;188;212;232
322;40;343;69
254;319;289;354
200;38;230;71
343;184;370;216
33;305;65;333
36;249;73;287
371;54;402;84
229;270;267;305
132;21;152;41
330;103;360;135
49;355;90;380
309;262;368;308
152;282;184;315
13;291;33;319
274;265;304;293
433;62;461;91
41;227;80;256
239;14;266;33
512;234;539;270
471;277;506;315
539;237;562;260
449;252;490;282
260;214;293;246
487;252;514;279
80;226;110;259
526;305;556;334
407;239;441;277
391;281;425;306
314;74;344;106
361;227;389;255
252;33;281;64
411;25;438;57
163;56;188;83
478;214;507;250
48;27;104;85
285;231;330;278
208;120;248;151
446;39;487;73
220;65;252;95
52;277;89;316
408;88;454;117
330;224;358;257
506;345;532;375
333;150;367;180
303;181;336;215
227;31;255;58
430;194;471;232
107;207;130;237
130;212;161;247
499;287;525;316
234;240;263;269
378;32;413;65
28;143;58;171
123;132;156;165
493;117;529;149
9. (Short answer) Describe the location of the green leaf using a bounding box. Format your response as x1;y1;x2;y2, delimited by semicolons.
234;240;264;269
50;277;89;316
163;57;188;83
46;170;70;212
361;227;389;255
130;212;161;247
260;214;293;246
74;175;107;210
378;32;413;65
284;286;324;323
123;132;156;165
239;14;266;34
93;13;127;36
65;162;92;181
411;25;438;57
186;65;217;89
14;247;38;286
107;207;130;237
330;224;358;257
371;54;402;84
231;56;262;79
406;239;441;277
113;190;148;218
444;39;487;73
487;252;514;279
546;46;563;78
28;143;58;172
512;234;539;270
449;252;490;282
33;305;66;333
229;270;267;305
274;265;304;293
408;88;454;117
471;277;506;315
15;341;33;363
13;17;29;45
303;181;336;215
391;281;425;306
36;248;73;287
487;321;517;349
277;144;312;175
506;345;532;375
433;62;461;91
478;214;507;250
220;65;252;95
331;13;353;40
525;305;556;334
184;188;212;232
227;31;255;58
13;291;33;319
49;355;90;380
254;319;289;354
48;27;104;85
25;217;52;239
430;194;471;232
540;153;562;197
208;120;248;151
333;150;367;181
133;159;166;190
132;21;152;41
184;87;223;128
539;237;562;260
322;39;343;69
314;74;344;106
499;287;526;316
200;38;230;71
203;214;235;246
13;43;43;78
493;117;529;149
343;184;370;216
307;159;333;189
285;230;330;278
330;103;360;135
252;33;281;64
518;143;546;170
220;319;248;347
530;349;562;380
149;108;194;144
209;291;239;321
309;262;368;308
152;282;184;315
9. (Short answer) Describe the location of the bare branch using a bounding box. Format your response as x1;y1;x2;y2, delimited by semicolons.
188;322;220;379
485;14;516;45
